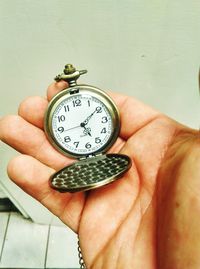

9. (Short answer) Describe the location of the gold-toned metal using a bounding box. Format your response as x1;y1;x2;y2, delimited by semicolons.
45;64;131;193
78;237;87;269
64;64;76;74
44;85;120;158
50;154;131;193
55;64;87;86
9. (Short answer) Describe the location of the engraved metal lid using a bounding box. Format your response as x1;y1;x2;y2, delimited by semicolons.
50;154;132;193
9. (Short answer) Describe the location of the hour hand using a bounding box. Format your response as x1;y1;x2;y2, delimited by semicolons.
80;122;92;137
84;127;92;137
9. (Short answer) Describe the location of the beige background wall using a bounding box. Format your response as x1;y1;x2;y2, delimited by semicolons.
0;0;199;219
0;0;199;126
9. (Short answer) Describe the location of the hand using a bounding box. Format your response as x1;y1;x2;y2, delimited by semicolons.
0;81;199;269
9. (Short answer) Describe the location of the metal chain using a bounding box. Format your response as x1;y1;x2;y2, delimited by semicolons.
78;236;87;269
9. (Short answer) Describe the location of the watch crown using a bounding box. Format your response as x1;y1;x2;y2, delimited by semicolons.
64;64;76;74
55;64;87;86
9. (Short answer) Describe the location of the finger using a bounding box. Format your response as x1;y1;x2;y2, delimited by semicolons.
47;81;68;101
108;91;160;139
7;154;84;231
18;96;48;129
0;115;73;170
18;81;68;128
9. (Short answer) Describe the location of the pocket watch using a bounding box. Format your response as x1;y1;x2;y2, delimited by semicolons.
44;64;131;193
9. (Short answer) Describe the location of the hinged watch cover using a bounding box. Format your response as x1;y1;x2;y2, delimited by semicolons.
50;153;131;193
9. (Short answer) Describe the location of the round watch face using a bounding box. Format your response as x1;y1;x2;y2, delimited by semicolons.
45;85;120;158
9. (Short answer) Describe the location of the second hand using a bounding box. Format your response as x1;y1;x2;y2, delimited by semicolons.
64;125;81;132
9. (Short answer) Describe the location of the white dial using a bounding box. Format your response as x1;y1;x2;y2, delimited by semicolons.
45;86;120;158
52;94;112;155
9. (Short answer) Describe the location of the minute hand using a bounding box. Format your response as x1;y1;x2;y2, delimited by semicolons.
81;110;96;126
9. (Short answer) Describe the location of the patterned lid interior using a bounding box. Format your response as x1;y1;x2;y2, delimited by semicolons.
50;154;132;193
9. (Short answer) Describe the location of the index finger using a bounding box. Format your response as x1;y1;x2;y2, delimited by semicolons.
47;81;68;101
108;91;160;138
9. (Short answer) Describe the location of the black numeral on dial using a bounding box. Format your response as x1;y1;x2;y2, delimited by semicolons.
101;128;106;133
85;142;91;149
95;137;101;144
64;136;71;143
58;115;65;122
73;142;79;148
58;127;64;133
96;106;102;113
64;105;70;112
73;99;81;107
101;116;108;123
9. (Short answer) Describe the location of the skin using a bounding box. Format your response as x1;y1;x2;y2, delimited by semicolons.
0;81;199;269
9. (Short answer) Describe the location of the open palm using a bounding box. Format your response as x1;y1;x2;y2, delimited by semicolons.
0;81;199;269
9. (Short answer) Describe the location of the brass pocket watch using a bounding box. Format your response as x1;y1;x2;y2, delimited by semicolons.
44;64;131;193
